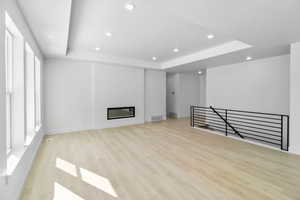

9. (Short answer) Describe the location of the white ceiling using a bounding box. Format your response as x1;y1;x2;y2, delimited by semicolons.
18;0;72;57
17;0;300;70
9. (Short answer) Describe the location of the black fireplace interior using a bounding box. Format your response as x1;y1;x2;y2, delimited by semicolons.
107;107;135;120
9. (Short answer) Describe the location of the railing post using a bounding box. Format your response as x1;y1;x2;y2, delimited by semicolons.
287;116;290;150
225;109;228;136
281;115;283;150
190;106;194;127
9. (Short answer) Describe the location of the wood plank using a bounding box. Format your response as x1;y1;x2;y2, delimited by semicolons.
21;119;300;200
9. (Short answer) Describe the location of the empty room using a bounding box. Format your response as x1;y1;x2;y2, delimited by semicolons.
1;0;300;199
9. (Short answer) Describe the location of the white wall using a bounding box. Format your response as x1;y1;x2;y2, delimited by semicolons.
44;59;93;133
207;55;290;114
0;1;45;200
166;73;180;118
93;62;145;129
166;72;203;118
199;70;207;107
290;43;300;155
179;73;201;117
145;70;166;122
45;59;166;134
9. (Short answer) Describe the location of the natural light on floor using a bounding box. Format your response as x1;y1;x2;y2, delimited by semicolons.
80;167;118;198
55;158;118;198
56;158;78;177
53;182;85;200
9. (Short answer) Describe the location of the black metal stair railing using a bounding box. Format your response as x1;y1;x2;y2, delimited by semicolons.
190;106;289;151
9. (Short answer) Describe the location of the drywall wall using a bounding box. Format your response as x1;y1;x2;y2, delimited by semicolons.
44;59;93;133
93;62;145;129
145;70;166;122
45;59;167;134
199;70;207;107
166;73;180;118
166;72;203;118
179;73;201;118
207;55;290;114
0;1;45;200
290;43;300;155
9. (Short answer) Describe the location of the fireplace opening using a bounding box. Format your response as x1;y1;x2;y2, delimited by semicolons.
107;107;135;120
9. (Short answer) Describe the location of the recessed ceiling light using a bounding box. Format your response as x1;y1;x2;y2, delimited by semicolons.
95;47;101;51
105;32;112;37
207;34;215;39
152;56;157;61
173;48;179;53
125;2;135;11
198;71;203;75
246;56;252;61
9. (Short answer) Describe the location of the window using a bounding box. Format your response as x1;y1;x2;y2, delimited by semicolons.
4;12;42;174
5;12;26;155
5;29;14;154
25;43;35;142
34;57;41;130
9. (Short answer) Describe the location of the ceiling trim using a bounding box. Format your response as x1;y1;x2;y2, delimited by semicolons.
64;0;73;55
48;50;162;69
161;40;252;69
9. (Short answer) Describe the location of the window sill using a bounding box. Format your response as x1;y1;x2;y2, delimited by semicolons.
6;147;27;177
25;132;36;146
4;126;42;179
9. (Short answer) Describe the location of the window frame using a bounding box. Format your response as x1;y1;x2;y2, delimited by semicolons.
25;43;36;143
5;28;14;155
34;56;41;131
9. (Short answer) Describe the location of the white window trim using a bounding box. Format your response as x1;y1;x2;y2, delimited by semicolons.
3;12;43;178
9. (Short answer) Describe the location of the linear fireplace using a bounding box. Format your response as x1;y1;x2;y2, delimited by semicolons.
107;106;135;120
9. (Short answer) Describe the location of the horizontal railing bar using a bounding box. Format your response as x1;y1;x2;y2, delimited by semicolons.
194;117;224;123
193;114;224;121
214;124;281;137
204;118;226;124
194;111;225;116
196;121;225;126
234;126;281;137
210;106;244;139
197;124;281;144
237;131;281;141
229;122;281;133
192;106;288;117
227;118;281;129
227;112;281;121
194;113;224;118
204;124;281;140
226;115;282;124
191;105;289;151
194;108;225;113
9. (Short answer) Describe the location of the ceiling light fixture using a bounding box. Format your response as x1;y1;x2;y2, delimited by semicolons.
105;32;112;37
246;56;252;61
95;47;101;51
125;2;135;11
152;56;157;61
173;48;179;53
207;34;215;39
198;71;203;75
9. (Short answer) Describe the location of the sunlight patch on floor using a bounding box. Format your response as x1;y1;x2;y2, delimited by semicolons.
53;182;85;200
79;168;118;198
56;158;78;177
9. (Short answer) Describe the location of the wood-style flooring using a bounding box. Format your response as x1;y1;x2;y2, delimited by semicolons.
21;119;300;200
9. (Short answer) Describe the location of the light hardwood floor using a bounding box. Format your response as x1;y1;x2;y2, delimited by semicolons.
21;119;300;200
